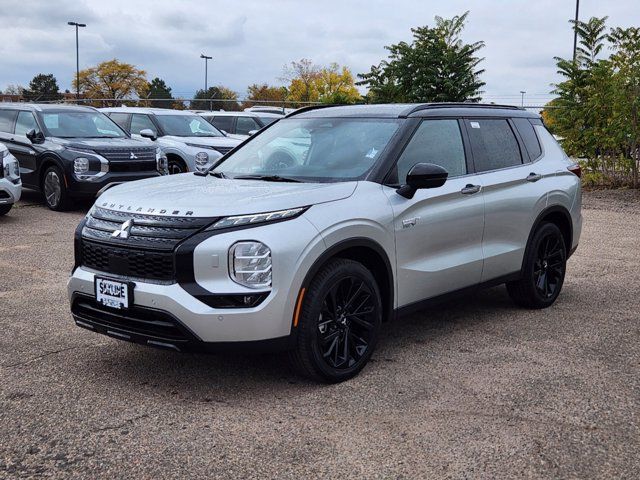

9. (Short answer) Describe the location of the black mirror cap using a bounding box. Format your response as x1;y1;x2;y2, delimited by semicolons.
26;129;44;144
139;129;157;141
397;163;448;199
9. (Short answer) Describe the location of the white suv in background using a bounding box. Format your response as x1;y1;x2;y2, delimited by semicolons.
101;108;243;174
199;111;282;139
0;143;21;216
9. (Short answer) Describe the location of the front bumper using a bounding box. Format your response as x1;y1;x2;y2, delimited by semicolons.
68;266;297;345
0;178;21;205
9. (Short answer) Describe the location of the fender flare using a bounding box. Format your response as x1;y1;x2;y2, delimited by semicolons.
298;237;395;323
521;204;573;271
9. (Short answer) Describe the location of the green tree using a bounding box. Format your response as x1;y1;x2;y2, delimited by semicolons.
145;77;174;108
23;74;62;102
358;12;485;103
191;86;240;111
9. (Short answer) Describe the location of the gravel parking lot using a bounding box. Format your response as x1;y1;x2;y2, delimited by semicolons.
1;189;639;479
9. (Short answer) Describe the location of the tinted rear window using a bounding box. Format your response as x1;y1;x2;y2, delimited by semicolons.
466;119;522;172
209;116;234;132
0;110;17;133
513;117;542;160
109;113;130;130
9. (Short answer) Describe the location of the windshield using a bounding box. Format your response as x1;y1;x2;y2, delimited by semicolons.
40;111;127;138
155;115;223;137
213;117;400;182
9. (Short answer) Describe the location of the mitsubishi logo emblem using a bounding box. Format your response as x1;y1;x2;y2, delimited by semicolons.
111;219;134;239
130;152;138;160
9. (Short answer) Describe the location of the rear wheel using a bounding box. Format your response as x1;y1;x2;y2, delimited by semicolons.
42;166;71;211
507;222;567;308
0;204;12;216
289;259;382;383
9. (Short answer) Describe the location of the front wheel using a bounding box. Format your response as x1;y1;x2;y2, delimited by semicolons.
42;166;71;211
289;259;382;383
507;222;567;309
168;158;186;175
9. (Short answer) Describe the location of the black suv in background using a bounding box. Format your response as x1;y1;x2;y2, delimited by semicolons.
0;104;166;210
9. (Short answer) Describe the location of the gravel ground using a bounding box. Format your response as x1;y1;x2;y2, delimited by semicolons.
0;189;639;479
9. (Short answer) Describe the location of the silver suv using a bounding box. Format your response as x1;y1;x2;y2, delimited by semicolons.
101;108;243;174
0;143;21;215
68;103;582;383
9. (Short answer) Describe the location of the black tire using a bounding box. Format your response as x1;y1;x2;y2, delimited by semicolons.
168;158;187;175
507;222;567;309
289;258;382;383
42;165;71;211
0;204;12;216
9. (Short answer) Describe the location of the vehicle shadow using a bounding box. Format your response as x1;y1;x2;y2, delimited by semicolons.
17;188;93;212
86;285;517;396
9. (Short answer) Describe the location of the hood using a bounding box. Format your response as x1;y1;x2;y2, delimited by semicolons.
50;137;151;150
97;174;357;218
162;136;242;148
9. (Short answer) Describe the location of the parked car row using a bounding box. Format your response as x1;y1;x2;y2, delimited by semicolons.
0;103;286;211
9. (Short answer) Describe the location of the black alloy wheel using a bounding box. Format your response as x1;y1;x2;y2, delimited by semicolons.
507;222;567;308
290;259;382;383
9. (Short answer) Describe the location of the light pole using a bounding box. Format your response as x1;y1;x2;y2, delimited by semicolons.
520;90;526;108
572;0;580;62
68;21;86;102
200;53;212;91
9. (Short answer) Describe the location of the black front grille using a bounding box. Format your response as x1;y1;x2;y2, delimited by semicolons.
109;161;157;172
79;207;217;281
72;295;198;348
82;241;175;281
95;147;156;162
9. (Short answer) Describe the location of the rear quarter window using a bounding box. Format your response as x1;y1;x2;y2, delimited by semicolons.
513;117;542;160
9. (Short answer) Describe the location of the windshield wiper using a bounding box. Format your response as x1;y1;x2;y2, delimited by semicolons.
209;171;228;178
233;174;302;183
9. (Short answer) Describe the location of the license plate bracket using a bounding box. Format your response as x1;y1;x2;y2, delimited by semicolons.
94;276;134;310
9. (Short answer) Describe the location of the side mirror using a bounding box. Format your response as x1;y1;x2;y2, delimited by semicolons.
396;163;448;199
26;129;45;144
248;129;258;136
139;129;157;141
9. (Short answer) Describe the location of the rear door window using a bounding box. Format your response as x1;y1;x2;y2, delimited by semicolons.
0;110;17;133
465;119;522;172
512;117;542;161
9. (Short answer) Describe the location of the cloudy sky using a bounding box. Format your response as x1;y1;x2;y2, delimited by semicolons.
1;0;638;106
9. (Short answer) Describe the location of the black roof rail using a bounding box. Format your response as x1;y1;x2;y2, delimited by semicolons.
285;104;337;118
403;102;523;117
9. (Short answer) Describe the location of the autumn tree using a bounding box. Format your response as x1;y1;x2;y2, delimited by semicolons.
73;59;147;106
358;12;485;102
283;59;360;104
23;74;62;102
145;77;174;108
191;86;240;111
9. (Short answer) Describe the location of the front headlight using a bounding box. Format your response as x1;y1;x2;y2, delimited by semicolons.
208;207;306;230
1;151;21;183
229;241;272;289
195;152;209;172
74;157;89;175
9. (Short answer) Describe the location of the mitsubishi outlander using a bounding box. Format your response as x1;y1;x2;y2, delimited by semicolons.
68;104;582;383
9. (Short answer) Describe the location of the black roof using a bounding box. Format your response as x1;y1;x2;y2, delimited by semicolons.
289;103;540;119
0;103;97;112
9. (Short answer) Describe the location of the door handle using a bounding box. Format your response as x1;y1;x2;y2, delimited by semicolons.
461;184;481;195
526;172;543;182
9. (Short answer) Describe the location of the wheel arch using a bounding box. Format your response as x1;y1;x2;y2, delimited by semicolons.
523;205;573;270
38;154;67;190
166;153;188;172
299;238;394;323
